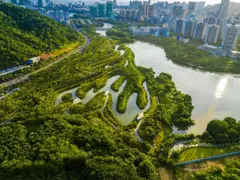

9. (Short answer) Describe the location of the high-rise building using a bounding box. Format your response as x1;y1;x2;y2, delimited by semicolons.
221;24;240;51
130;1;142;9
188;2;196;12
143;1;149;16
90;6;97;16
173;5;183;17
183;20;194;38
148;5;155;17
113;0;117;7
106;1;113;17
19;0;31;5
11;0;17;4
46;0;51;5
38;0;43;7
138;1;150;17
174;18;184;35
195;2;205;12
193;22;205;40
98;3;105;17
204;16;220;25
216;0;230;20
227;2;240;17
204;24;220;44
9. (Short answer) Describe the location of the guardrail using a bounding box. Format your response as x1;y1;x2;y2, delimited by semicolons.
176;151;240;166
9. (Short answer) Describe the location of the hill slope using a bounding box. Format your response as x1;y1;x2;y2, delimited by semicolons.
0;2;84;69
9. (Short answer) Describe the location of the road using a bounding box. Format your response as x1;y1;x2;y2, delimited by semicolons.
1;34;90;88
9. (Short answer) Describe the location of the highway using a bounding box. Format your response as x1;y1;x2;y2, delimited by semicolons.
0;34;90;88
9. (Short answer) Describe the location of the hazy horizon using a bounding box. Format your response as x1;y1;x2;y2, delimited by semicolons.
59;0;240;5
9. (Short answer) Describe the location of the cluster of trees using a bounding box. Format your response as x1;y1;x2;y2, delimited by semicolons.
201;117;240;144
185;158;240;179
106;25;135;43
0;2;83;69
0;114;160;179
138;70;194;143
136;36;240;74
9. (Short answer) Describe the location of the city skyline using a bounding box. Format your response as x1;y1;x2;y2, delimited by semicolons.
76;0;240;5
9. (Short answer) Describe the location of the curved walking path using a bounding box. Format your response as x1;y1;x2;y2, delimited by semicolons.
0;34;90;88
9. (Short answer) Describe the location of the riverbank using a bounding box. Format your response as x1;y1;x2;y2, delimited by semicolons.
135;36;240;74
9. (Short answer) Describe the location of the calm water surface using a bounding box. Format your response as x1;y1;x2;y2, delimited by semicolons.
128;41;240;134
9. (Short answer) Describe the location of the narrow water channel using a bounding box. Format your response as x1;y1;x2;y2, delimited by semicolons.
56;75;151;125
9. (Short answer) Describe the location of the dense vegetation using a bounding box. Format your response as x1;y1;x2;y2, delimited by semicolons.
176;156;240;179
138;69;194;143
0;2;84;69
201;117;240;144
107;24;135;43
0;21;197;178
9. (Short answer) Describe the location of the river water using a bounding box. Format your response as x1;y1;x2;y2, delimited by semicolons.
96;23;240;134
128;41;240;134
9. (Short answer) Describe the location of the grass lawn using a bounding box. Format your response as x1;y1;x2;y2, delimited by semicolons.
177;147;240;163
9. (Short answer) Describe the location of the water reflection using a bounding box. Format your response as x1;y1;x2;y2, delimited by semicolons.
215;76;228;98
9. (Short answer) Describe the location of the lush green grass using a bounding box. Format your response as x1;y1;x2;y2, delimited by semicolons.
178;147;240;163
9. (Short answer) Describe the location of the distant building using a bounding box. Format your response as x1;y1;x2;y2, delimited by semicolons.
204;16;220;25
113;0;117;7
130;0;142;9
98;3;105;17
38;0;43;7
19;0;31;5
10;0;17;4
173;5;183;17
174;18;184;35
221;24;240;51
120;9;137;20
183;20;194;38
106;1;113;17
188;2;196;12
90;6;97;16
193;22;205;40
197;44;227;57
148;5;155;17
216;0;230;20
204;24;220;44
195;2;205;12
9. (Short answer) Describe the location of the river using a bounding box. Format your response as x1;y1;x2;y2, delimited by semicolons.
95;23;240;134
128;41;240;134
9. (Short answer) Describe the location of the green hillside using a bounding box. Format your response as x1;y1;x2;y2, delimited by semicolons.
0;2;84;69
